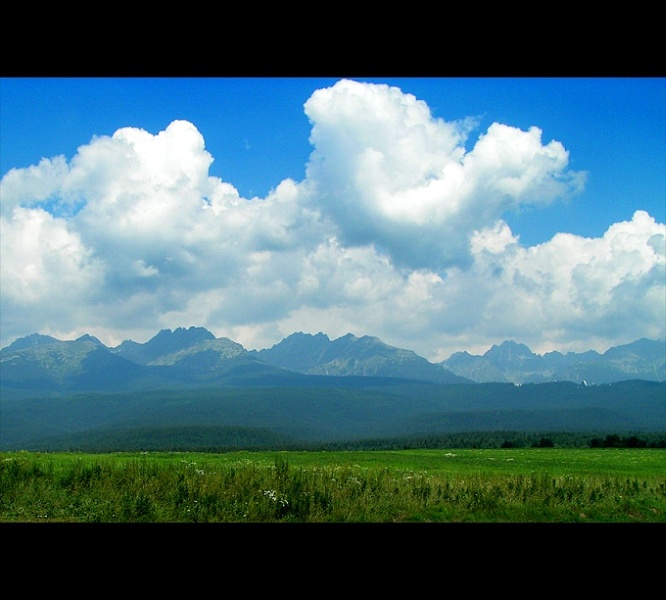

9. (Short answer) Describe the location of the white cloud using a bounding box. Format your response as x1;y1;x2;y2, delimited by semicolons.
0;80;662;362
431;210;665;356
0;156;72;217
303;79;587;270
0;207;104;304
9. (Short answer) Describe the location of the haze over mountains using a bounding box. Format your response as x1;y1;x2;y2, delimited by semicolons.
1;326;664;395
440;338;666;385
257;332;665;385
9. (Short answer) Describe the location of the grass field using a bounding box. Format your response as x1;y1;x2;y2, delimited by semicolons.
1;448;664;523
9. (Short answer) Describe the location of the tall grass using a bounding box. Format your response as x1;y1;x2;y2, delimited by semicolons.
1;450;664;522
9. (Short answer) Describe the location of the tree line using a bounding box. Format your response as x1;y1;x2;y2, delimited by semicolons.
5;425;665;453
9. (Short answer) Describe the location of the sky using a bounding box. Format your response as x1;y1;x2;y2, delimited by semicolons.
1;77;664;361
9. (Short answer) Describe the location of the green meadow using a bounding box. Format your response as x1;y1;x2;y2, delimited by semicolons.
1;448;664;523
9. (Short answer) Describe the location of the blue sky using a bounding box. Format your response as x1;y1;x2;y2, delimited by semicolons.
1;77;664;359
3;78;664;243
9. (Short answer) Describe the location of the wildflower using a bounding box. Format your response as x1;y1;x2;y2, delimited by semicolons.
263;489;288;506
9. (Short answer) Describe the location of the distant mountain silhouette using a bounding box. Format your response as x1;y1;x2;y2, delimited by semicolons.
3;333;60;352
0;328;288;393
253;332;471;384
1;328;664;396
0;336;150;391
112;326;216;365
440;338;666;384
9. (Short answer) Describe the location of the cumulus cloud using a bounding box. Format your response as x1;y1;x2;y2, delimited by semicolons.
304;79;587;270
431;210;665;356
0;79;663;360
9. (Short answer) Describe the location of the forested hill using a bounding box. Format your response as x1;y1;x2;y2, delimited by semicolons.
2;379;664;452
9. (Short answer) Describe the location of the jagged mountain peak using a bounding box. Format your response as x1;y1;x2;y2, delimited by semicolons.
75;334;104;346
255;330;470;384
339;333;359;341
265;331;331;350
150;326;215;344
441;338;665;384
145;326;216;350
279;331;330;343
254;331;333;372
110;326;217;365
484;340;535;357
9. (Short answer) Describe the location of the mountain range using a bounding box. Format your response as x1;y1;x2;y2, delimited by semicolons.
1;327;664;396
2;327;664;451
257;332;665;385
440;338;666;384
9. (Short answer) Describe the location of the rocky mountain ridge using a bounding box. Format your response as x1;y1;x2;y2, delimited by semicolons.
440;338;665;384
1;327;664;394
251;332;469;384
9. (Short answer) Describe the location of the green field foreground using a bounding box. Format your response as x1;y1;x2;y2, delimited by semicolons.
1;448;664;523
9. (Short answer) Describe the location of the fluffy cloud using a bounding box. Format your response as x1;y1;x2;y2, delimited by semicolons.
304;79;587;270
431;210;665;356
0;80;663;360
